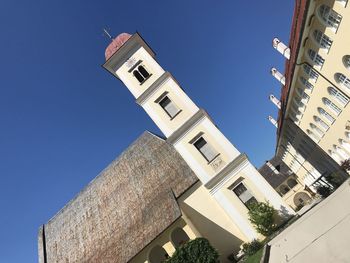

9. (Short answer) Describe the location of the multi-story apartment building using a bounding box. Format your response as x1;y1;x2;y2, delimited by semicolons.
271;0;350;189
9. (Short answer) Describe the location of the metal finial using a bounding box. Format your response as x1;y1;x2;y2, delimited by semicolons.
102;28;113;40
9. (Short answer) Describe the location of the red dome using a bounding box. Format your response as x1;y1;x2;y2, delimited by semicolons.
105;33;132;61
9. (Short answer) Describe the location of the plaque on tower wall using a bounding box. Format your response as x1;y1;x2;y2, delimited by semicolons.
210;155;225;172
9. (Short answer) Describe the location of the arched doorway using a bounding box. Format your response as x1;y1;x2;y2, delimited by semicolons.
170;227;190;248
293;192;311;207
148;245;169;263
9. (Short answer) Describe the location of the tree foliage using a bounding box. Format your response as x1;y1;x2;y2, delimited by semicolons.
248;202;275;236
340;159;350;172
166;238;219;263
242;239;262;256
316;185;332;198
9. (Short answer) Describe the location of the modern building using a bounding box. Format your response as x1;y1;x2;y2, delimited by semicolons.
270;0;350;189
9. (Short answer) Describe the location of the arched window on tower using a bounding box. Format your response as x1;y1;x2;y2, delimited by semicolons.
335;73;350;90
132;65;151;84
318;5;342;31
322;97;342;116
138;65;150;79
327;86;349;106
133;70;145;83
312;30;333;51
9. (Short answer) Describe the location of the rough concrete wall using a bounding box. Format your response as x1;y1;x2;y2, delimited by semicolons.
39;131;197;263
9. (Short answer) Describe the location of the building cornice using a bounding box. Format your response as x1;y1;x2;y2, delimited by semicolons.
136;72;171;105
102;32;156;79
166;109;210;145
204;153;248;191
276;0;311;152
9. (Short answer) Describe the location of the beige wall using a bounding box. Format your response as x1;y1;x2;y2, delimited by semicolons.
281;0;350;172
141;77;199;137
129;218;197;263
116;47;165;98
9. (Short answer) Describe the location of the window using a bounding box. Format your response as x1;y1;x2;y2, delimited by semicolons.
297;88;310;102
314;116;330;131
335;73;350;90
307;49;325;67
193;137;218;162
312;30;333;50
287;178;298;189
336;0;348;7
233;183;257;208
132;65;151;84
279;184;290;196
159;96;180;118
318;5;342;30
322;97;342;115
328;87;349;106
307;129;321;142
299;76;314;91
318;107;335;123
310;123;324;137
303;64;319;82
343;55;350;69
266;161;279;174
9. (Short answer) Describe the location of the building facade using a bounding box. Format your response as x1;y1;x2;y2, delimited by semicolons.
270;0;350;189
102;32;294;261
259;156;313;210
39;31;295;263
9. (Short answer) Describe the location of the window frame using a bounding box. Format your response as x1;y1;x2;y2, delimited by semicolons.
192;136;220;163
157;94;182;120
232;182;258;209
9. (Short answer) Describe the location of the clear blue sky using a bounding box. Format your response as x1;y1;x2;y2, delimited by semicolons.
0;1;293;262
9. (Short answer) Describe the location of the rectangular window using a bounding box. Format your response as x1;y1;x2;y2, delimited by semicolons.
193;137;218;162
159;96;180;118
233;183;257;209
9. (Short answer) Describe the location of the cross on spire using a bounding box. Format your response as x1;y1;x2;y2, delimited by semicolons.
102;28;113;40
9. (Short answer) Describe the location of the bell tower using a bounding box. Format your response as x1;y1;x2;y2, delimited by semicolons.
103;32;294;241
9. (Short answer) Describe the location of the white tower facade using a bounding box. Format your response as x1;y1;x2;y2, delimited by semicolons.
103;33;293;246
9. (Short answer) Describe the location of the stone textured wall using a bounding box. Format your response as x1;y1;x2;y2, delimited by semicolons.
39;131;197;263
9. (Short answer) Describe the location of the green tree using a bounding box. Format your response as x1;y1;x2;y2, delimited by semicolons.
248;202;275;236
340;159;350;173
166;238;219;263
242;239;262;256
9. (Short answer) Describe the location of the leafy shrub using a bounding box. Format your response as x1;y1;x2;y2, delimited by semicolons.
242;239;262;256
166;237;219;263
248;202;275;236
